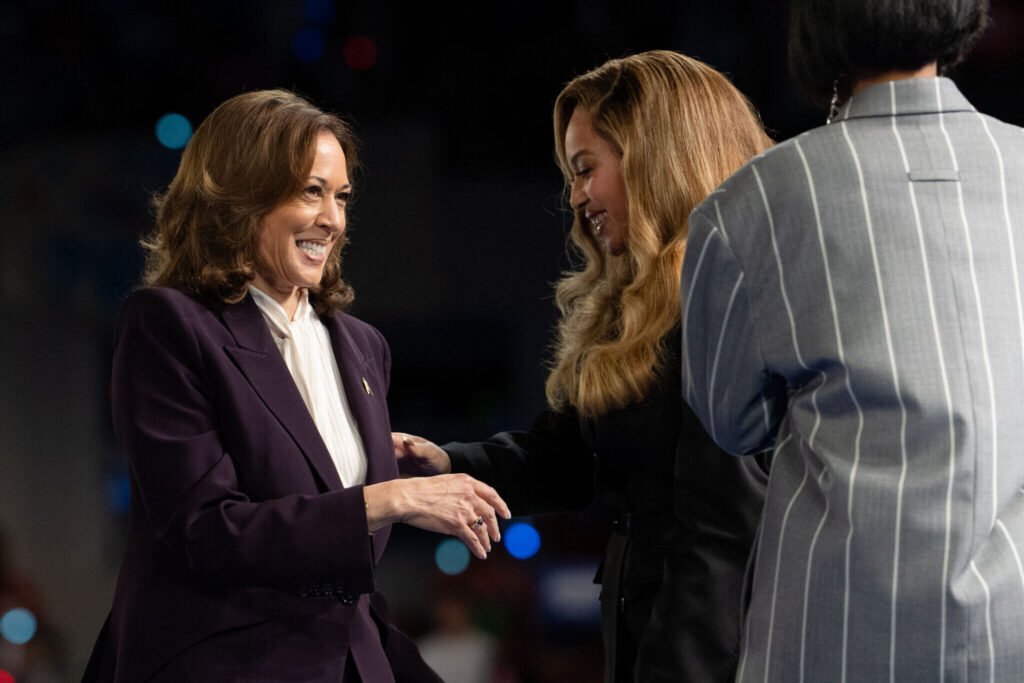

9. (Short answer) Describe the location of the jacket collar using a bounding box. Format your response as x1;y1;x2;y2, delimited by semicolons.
220;294;345;491
320;312;395;559
219;293;390;493
833;77;975;124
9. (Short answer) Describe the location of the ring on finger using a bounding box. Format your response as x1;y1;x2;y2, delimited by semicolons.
470;517;485;530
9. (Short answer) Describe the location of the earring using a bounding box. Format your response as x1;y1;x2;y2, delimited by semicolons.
826;79;841;125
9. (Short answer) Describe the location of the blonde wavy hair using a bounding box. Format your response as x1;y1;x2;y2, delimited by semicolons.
546;51;772;416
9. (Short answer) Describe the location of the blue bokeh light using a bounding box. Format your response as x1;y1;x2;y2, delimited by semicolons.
292;27;326;64
0;607;38;645
155;113;192;150
106;471;132;514
434;538;470;575
505;522;541;560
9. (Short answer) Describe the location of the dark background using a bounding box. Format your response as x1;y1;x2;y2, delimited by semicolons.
2;1;1023;679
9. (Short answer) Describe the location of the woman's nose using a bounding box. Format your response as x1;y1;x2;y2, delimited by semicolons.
319;200;344;233
570;180;587;210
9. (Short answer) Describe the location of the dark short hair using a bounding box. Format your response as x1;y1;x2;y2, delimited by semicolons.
789;0;989;106
142;90;359;315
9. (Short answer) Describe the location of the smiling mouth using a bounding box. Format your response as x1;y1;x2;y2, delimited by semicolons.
297;240;328;260
588;212;607;235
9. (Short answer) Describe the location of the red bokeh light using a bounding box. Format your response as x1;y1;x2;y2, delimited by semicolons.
343;36;377;71
0;669;16;683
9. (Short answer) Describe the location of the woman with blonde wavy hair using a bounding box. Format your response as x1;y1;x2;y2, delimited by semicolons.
396;50;772;682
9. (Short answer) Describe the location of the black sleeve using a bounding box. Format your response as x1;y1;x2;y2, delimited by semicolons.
443;409;596;515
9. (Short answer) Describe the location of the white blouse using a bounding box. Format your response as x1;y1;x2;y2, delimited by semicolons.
248;285;367;487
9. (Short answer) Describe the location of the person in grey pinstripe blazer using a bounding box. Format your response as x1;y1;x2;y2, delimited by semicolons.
679;1;1024;681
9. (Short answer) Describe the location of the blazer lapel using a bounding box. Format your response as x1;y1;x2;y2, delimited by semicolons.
322;315;397;487
220;295;344;492
323;314;397;560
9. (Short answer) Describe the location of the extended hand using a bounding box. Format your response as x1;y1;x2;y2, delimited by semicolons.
364;474;511;559
392;432;452;476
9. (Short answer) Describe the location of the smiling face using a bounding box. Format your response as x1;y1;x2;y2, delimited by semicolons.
564;107;629;256
252;131;351;318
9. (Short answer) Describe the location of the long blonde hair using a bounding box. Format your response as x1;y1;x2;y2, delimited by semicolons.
546;51;771;416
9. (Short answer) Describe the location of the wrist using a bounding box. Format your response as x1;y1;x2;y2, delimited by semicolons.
364;480;406;532
438;447;454;474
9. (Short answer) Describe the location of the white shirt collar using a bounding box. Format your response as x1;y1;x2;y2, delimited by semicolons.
248;286;316;336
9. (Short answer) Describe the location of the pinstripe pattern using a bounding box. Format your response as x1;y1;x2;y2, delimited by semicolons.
708;272;745;443
681;78;1024;682
936;80;1000;534
996;520;1024;593
970;559;996;683
834;121;870;683
976;116;1024;386
798;466;830;683
888;88;959;680
682;226;720;405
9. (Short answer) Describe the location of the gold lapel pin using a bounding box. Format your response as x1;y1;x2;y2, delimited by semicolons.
362;377;373;396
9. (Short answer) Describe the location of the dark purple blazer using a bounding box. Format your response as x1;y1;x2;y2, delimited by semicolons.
84;287;440;683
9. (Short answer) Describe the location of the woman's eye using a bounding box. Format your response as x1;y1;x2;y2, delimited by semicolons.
304;185;323;197
336;191;351;204
574;168;591;178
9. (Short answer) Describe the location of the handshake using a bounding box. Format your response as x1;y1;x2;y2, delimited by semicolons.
360;433;510;560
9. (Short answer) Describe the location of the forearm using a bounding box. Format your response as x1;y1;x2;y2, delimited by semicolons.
681;210;784;455
445;411;595;514
156;478;375;596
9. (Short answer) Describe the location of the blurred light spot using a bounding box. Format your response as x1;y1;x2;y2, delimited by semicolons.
539;564;601;625
292;27;326;64
303;0;335;23
155;113;192;150
434;538;470;575
505;522;540;560
0;608;37;645
0;668;15;683
343;36;377;71
106;471;131;514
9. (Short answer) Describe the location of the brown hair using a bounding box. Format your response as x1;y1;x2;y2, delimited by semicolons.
142;89;359;315
547;50;772;416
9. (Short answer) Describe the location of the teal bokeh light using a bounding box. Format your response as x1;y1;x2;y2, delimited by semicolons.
0;607;37;645
434;538;471;575
155;113;192;150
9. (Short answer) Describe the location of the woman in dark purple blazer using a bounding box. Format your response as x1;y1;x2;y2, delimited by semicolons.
83;90;509;683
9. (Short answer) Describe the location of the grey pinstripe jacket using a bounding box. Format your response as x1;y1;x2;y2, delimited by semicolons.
681;77;1024;683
